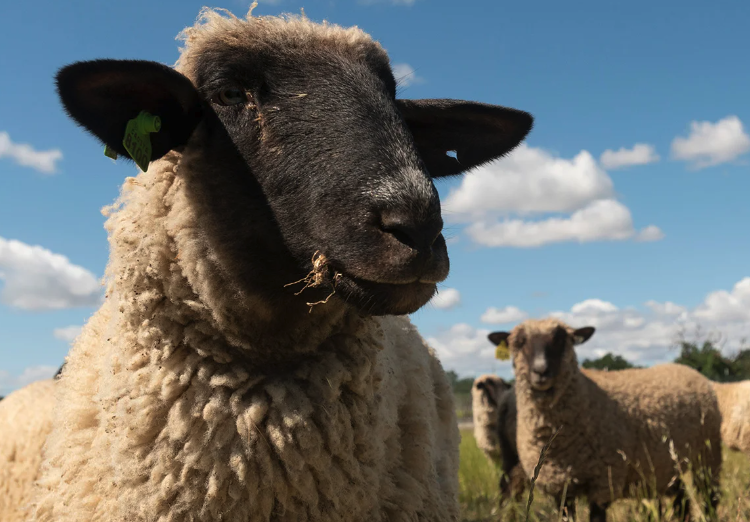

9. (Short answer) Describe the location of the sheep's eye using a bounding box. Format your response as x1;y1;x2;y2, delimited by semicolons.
215;87;247;106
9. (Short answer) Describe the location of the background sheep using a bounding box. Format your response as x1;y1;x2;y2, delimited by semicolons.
3;7;533;522
490;318;722;522
471;373;527;505
0;379;56;521
712;380;750;455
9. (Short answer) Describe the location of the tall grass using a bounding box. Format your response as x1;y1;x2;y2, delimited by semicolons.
458;429;750;522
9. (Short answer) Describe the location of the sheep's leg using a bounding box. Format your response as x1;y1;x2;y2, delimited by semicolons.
670;479;690;522
555;494;576;522
696;469;721;522
589;502;608;522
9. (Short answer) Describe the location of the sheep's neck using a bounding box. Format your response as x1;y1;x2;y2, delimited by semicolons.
516;364;590;442
102;154;357;362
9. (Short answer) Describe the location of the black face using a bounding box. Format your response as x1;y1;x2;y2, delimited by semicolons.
474;376;509;407
55;38;533;317
488;326;595;392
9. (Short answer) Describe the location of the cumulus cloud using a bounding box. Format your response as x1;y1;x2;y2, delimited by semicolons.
427;323;513;378
53;325;83;343
428;287;461;310
465;199;662;248
634;225;665;242
671;116;750;169
599;143;660;170
391;63;424;88
0;131;63;174
442;143;662;248
429;276;750;378
0;365;58;396
481;305;527;324
0;237;103;311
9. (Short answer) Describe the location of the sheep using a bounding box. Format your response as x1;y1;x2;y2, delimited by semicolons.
2;7;534;522
490;318;723;522
0;379;57;521
471;374;527;504
712;380;750;455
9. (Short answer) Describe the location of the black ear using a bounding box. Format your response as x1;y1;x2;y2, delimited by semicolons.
573;326;596;345
487;331;511;346
55;59;204;164
397;99;533;177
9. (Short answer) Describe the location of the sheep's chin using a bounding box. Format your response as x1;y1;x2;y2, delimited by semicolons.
530;381;555;394
333;272;437;316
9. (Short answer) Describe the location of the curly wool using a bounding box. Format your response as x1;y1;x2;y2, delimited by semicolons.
512;318;722;506
0;379;56;521
712;380;750;454
19;147;460;521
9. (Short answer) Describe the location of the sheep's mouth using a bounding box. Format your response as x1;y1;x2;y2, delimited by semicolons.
285;251;441;316
333;271;437;316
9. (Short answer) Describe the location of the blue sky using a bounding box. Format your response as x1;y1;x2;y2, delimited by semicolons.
2;0;750;394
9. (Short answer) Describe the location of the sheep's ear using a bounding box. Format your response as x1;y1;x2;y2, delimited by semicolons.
397;99;533;177
572;326;596;345
55;59;204;163
487;331;510;346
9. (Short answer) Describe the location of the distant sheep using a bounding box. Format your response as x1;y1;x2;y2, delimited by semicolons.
1;7;533;522
471;374;527;505
712;380;750;454
491;318;722;522
0;379;56;521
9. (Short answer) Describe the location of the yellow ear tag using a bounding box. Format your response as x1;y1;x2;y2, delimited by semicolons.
495;340;510;360
122;111;161;172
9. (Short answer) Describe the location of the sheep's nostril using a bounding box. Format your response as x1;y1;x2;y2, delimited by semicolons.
379;211;442;253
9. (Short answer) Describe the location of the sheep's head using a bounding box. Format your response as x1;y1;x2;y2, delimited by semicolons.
54;10;532;317
472;374;510;409
488;319;595;395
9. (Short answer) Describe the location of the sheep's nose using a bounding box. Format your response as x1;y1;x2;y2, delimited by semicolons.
378;209;443;255
532;360;549;377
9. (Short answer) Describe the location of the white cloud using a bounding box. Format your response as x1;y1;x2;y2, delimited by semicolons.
0;365;58;396
634;225;665;242
599;143;660;170
693;277;750;323
0;131;63;174
481;305;527;324
444;144;614;219
427;323;513;378
428;287;461;310
392;63;424;88
442;144;662;248
427;276;750;377
671;116;750;169
465;199;662;248
53;325;83;343
0;237;103;311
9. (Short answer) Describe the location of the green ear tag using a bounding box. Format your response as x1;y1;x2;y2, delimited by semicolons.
122;111;161;172
495;340;510;361
103;145;118;161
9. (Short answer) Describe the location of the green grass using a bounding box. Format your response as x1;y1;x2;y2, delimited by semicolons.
458;429;750;522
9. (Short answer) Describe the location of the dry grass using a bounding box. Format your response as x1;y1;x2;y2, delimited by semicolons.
458;428;750;522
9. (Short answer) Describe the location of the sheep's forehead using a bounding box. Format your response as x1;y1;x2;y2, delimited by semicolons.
511;319;571;350
175;9;389;77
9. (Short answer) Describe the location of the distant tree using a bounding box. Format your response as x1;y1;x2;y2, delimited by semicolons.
445;370;459;388
453;377;475;395
672;326;750;382
581;352;639;371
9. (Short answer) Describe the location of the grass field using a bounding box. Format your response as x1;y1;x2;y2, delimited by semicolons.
458;428;750;522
